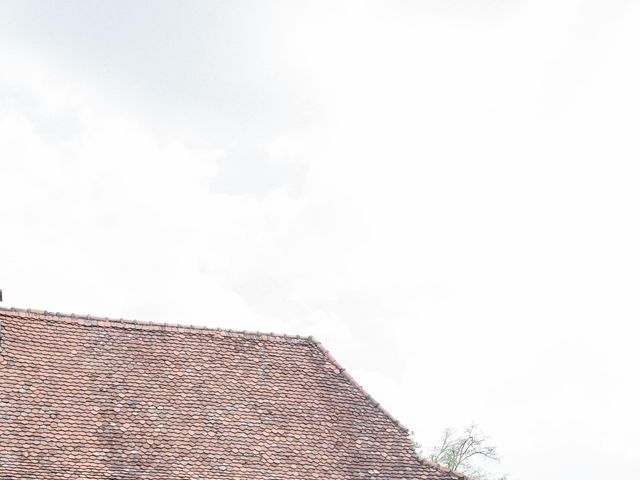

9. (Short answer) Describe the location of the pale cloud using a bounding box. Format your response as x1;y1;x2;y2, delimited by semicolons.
1;2;640;480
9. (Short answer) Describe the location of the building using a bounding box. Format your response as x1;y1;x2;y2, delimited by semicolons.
0;307;463;479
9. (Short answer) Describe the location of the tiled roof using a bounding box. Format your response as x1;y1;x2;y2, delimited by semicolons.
0;307;464;480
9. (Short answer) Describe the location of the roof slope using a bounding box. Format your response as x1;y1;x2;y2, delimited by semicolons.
0;307;462;480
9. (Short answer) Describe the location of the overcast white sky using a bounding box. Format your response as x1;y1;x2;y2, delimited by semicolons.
1;1;639;479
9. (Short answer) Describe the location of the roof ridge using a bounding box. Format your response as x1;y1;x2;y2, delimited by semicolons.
0;306;312;343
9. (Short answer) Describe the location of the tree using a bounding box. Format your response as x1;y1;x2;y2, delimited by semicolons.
415;424;507;480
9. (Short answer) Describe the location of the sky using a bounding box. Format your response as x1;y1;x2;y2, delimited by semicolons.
1;1;639;479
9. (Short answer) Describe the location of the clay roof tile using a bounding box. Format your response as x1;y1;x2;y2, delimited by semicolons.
0;306;463;480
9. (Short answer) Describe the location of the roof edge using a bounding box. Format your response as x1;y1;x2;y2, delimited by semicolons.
308;340;469;480
420;459;468;479
309;338;411;433
0;306;313;344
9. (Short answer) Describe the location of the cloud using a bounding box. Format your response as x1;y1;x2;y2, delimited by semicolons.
1;3;640;480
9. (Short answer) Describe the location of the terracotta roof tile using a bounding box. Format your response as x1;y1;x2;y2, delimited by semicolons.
0;306;463;479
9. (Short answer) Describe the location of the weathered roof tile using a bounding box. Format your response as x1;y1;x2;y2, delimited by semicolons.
0;306;462;479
